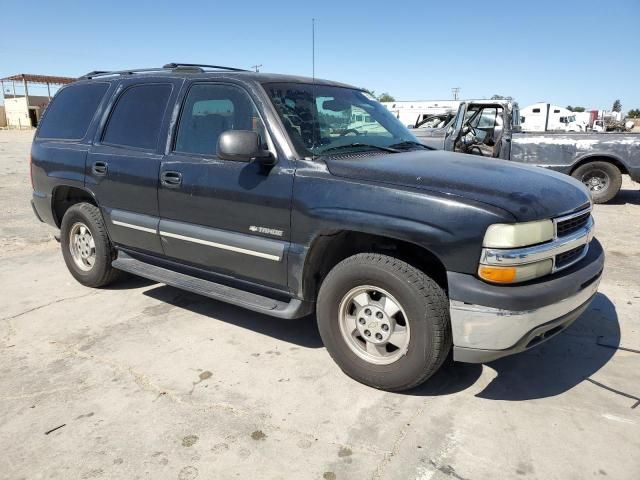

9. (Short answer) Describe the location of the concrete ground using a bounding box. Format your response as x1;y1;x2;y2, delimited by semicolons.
1;129;639;480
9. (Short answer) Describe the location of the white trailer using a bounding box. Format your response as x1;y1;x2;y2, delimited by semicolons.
520;102;584;132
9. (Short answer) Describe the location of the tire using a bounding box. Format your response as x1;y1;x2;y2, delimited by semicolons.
316;253;451;391
571;161;622;204
60;202;121;287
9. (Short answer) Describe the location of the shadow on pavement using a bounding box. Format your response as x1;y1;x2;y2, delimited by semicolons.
143;284;324;349
139;282;619;399
606;187;640;206
476;293;620;401
406;293;620;399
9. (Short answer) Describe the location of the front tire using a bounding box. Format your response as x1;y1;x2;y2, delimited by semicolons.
572;161;622;204
60;202;120;287
317;253;451;391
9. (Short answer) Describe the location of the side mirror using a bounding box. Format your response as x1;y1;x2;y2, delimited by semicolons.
407;124;414;129
217;130;274;165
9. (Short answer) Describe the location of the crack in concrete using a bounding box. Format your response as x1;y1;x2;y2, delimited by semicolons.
0;291;100;322
370;403;428;480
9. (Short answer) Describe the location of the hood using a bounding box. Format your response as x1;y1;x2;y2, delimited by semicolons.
325;150;591;222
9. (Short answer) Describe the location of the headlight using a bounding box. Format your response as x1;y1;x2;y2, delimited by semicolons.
478;259;553;284
482;219;554;248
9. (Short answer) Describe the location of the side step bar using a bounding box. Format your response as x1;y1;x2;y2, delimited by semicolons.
112;252;312;319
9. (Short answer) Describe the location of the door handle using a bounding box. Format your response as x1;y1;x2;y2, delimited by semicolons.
161;171;182;188
92;161;108;176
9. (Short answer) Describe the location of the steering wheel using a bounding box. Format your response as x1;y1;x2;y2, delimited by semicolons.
463;125;478;137
340;128;360;136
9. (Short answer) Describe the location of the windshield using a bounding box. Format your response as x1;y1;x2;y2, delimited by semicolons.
264;83;421;156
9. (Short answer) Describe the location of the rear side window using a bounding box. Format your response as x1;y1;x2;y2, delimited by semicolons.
37;83;109;140
102;84;172;150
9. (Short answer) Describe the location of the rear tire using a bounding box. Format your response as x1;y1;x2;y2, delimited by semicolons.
316;253;451;391
60;202;120;287
572;161;622;204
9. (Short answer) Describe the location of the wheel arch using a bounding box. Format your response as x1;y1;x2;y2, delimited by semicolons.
299;230;448;302
51;185;100;228
570;153;629;176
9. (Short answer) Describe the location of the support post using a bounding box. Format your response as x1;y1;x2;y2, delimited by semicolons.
23;76;31;128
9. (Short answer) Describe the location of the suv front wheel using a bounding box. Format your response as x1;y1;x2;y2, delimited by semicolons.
60;202;120;287
317;253;451;391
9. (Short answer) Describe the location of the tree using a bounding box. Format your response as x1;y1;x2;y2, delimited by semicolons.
491;94;512;100
377;92;395;103
612;99;622;112
628;109;640;119
567;106;586;112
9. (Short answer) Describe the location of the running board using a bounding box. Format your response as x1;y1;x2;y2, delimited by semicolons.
112;252;312;319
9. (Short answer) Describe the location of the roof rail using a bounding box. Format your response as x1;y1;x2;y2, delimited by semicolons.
80;67;171;79
80;63;249;80
162;63;249;72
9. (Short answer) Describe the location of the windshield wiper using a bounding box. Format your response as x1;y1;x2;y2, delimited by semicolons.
318;143;401;155
388;140;434;150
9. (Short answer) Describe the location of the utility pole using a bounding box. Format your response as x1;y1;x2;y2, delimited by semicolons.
451;87;460;100
250;64;262;73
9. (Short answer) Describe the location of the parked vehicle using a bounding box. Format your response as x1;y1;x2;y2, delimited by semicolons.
31;64;604;391
420;99;640;203
520;103;583;132
382;100;461;127
408;111;456;149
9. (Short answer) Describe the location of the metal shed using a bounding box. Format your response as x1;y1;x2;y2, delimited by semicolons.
1;73;76;128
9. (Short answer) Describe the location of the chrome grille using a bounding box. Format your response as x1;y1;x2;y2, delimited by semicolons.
556;211;590;237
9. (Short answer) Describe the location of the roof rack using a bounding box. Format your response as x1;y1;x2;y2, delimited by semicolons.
80;63;249;80
162;63;249;72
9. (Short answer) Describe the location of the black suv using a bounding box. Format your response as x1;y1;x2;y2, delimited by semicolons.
31;63;604;391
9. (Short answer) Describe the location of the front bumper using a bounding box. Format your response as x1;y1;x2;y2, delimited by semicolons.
448;238;604;363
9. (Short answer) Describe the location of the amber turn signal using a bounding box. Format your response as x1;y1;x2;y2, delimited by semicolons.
478;265;517;283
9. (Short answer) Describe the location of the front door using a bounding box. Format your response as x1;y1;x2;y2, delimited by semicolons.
158;82;293;291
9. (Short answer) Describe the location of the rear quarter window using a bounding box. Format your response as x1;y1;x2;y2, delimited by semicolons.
37;83;109;140
102;83;172;150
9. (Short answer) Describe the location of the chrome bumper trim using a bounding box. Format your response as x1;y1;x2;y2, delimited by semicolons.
480;216;594;273
450;274;600;351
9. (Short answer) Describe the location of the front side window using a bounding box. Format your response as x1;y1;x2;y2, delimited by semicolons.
174;84;266;156
102;83;172;150
264;83;420;156
37;82;109;140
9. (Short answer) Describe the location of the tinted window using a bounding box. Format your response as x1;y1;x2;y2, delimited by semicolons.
37;83;109;139
102;84;172;150
174;84;266;156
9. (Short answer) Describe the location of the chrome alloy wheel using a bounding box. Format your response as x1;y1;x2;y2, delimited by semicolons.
338;285;410;365
69;222;96;271
581;169;609;192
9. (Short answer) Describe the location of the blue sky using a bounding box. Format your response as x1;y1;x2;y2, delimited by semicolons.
1;0;638;111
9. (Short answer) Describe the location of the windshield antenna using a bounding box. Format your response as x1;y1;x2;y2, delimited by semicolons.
312;18;316;81
311;17;317;152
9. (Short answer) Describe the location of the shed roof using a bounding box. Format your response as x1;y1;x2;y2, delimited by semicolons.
0;73;76;85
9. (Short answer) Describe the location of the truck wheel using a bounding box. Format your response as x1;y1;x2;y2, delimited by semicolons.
316;253;451;391
60;202;120;287
572;161;622;204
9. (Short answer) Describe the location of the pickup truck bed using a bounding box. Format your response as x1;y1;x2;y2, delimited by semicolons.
511;132;640;182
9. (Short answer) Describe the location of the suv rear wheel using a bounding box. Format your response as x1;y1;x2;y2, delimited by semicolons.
317;253;451;391
572;161;622;204
60;202;120;287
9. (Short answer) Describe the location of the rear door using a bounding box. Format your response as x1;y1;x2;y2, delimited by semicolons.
157;81;293;291
87;77;182;255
